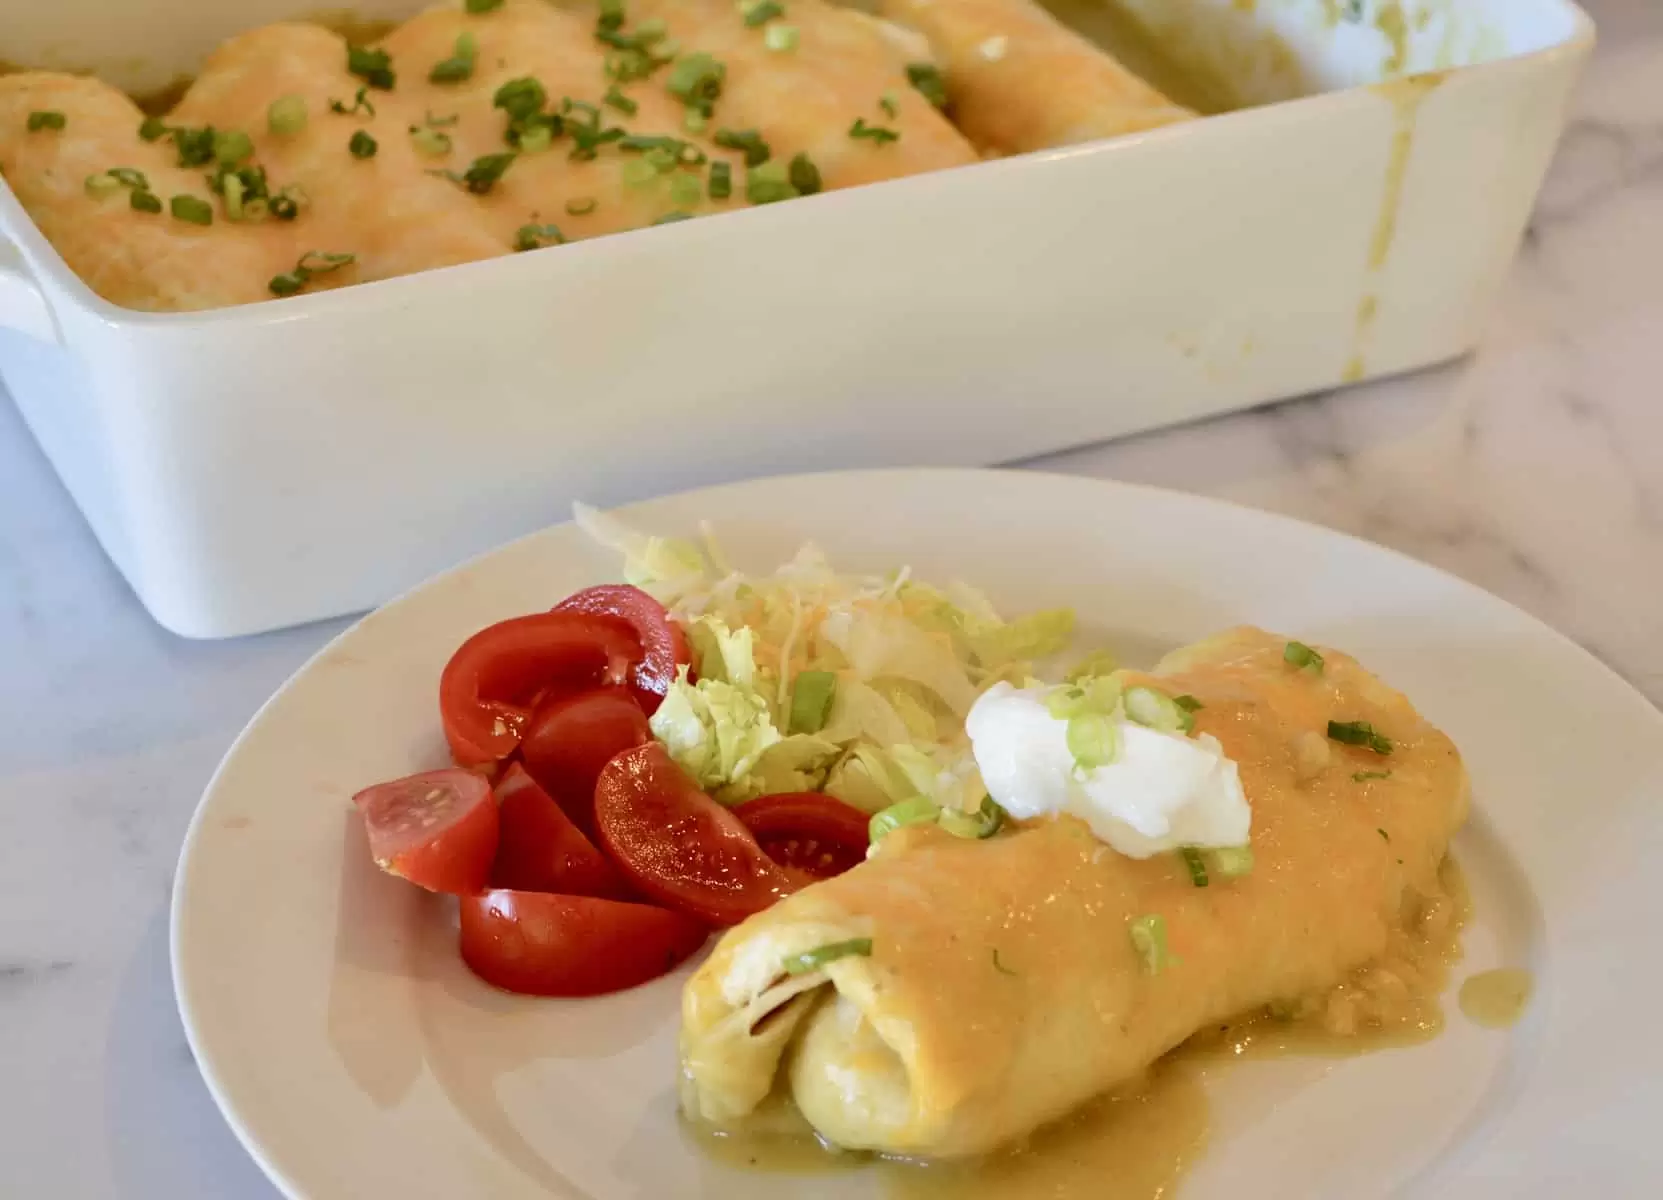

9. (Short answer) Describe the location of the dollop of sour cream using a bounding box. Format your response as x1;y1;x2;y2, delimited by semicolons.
965;682;1250;858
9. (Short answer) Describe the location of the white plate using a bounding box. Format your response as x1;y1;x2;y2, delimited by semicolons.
171;468;1663;1198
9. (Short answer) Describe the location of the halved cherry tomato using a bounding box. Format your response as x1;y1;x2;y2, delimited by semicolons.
552;585;690;715
734;793;871;880
492;763;631;898
519;687;652;837
439;612;641;766
352;768;499;895
593;743;799;927
459;890;708;997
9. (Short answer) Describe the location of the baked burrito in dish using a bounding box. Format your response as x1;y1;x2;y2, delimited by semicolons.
679;626;1468;1158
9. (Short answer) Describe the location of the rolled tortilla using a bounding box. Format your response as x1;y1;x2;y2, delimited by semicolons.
680;626;1469;1157
876;0;1195;155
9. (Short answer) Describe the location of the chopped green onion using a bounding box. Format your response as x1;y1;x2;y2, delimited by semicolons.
269;250;355;297
666;52;725;108
565;196;597;215
567;121;625;160
26;110;66;132
1173;694;1203;713
619;133;683;153
1180;847;1209;887
1128;914;1173;974
636;17;669;39
714;127;769;166
1327;720;1392;755
603;86;638;115
84;173;124;200
348;130;378;159
108;166;149;189
268;273;306;297
222;172;246;219
742;0;784;26
1065;649;1119;682
605;49;657;82
1045;677;1120;721
459;151;516;193
130;189;163;214
597;0;626;30
410;126;452;157
787;670;837;734
991;948;1017;976
1284;641;1325;673
347;45;395;90
745;160;797;204
669;172;702;208
906;62;949;109
267;95;308;135
1125;686;1192;734
653;210;694;225
652;37;682;62
764;24;799;52
879;90;899;118
466;0;504;11
517;123;554;154
1209;845;1254;878
682;109;707;134
1377;827;1390;842
330;87;376;118
169;194;213;226
493;77;548;121
213;129;254;165
1066;711;1119;772
849;117;899;144
269;185;306;220
1353;769;1392;782
429;32;479;83
869;796;940;844
425;110;460;128
708;160;732;200
139;116;169;142
513;223;565;251
938;795;1006;840
620;158;658;187
243;197;270;221
169;126;217;167
787;151;821;195
783;937;872;975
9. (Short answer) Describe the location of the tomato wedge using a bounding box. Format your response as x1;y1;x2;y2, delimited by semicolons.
352;768;499;895
439;612;641;766
552;585;690;715
519;687;652;837
492;763;631;898
459;890;708;997
733;793;871;880
593;743;799;926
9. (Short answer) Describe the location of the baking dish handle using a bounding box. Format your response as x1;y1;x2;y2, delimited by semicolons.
0;239;58;343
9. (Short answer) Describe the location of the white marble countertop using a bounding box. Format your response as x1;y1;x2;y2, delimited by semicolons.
2;3;1659;1193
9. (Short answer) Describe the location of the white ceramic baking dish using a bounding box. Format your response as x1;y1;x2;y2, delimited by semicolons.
0;0;1592;638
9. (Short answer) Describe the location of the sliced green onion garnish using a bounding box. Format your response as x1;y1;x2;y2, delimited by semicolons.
268;272;306;297
466;0;504;12
849;118;899;144
1327;720;1392;755
169;195;213;225
213;129;254;165
879;90;899;118
222;172;246;220
1173;694;1203;713
425;110;460;128
1353;769;1392;782
269;250;355;297
1129;914;1173;974
683;109;708;134
130;189;163;214
742;0;784;26
459;152;516;193
513;223;565;251
1283;640;1325;672
565;196;597;215
787;151;821;195
1179;847;1209;887
494;77;548;121
645;146;678;172
708;160;732;200
330;87;376;118
788;670;837;734
84;173;123;200
517;124;554;154
653;210;694;225
243;197;270;222
169;126;217;167
1066;711;1119;772
410;126;452;157
269;185;306;220
666;52;725;108
597;0;626;29
783;937;872;975
138;116;168;141
1209;845;1254;878
348;130;378;159
1125;686;1192;734
620;158;658;187
669;172;702;208
109;166;149;189
906;62;949;109
347;45;395;90
605;48;657;82
429;32;479;84
714;127;770;166
764;24;799;52
938;795;1006;840
603;86;638;115
26;110;66;132
267;95;307;135
619;133;683;153
869;796;940;844
745;160;797;204
1064;650;1119;683
1046;676;1122;722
